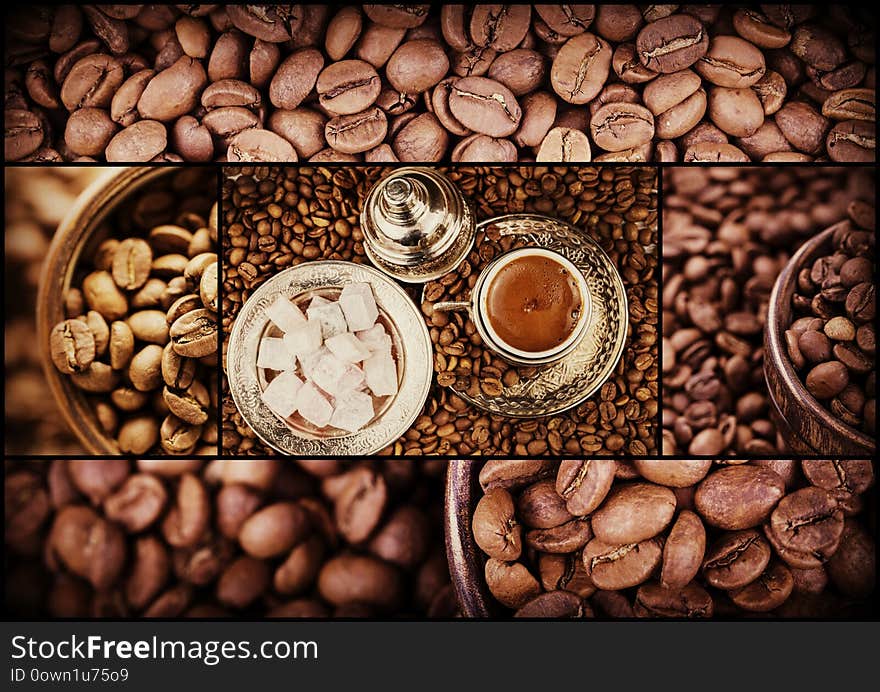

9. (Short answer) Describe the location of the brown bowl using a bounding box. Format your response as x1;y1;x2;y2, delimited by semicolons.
444;460;495;618
765;221;875;455
36;167;181;454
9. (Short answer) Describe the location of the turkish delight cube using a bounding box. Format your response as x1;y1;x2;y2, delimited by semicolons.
310;351;350;396
307;298;347;339
265;296;307;334
329;390;375;432
363;350;398;397
356;323;393;354
294;381;333;428
257;337;296;371
261;371;303;418
282;319;322;358
325;332;372;363
339;282;379;331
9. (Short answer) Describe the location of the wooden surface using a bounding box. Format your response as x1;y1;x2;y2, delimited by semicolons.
765;222;875;455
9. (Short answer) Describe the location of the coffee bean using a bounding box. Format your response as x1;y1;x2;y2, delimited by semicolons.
49;319;96;374
170;308;218;358
325;107;387;154
637;15;708;73
728;562;794;612
550;32;612;104
590;103;655;151
473;487;521;561
695;466;786;530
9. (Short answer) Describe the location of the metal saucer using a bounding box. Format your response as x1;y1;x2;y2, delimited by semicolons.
227;261;433;455
424;214;629;418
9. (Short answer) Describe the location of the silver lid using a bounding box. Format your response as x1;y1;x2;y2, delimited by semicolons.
361;167;475;283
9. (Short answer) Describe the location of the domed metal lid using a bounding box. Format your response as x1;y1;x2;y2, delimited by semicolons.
361;167;470;267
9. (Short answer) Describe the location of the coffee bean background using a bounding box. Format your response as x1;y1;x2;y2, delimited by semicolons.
221;165;657;456
4;459;454;618
470;460;876;618
5;168;104;454
662;166;874;456
6;5;875;163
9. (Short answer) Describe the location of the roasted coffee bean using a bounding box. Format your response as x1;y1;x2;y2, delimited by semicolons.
695;466;785;530
702;530;772;589
637;14;709;74
472;487;521;561
634;582;714;618
550;33;612;104
49;319;96;374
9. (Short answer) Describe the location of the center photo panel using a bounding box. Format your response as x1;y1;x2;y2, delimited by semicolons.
220;165;658;457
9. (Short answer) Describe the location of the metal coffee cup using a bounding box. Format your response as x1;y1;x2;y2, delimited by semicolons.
434;247;591;366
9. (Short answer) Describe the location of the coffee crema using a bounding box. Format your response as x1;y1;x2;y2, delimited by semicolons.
485;256;582;353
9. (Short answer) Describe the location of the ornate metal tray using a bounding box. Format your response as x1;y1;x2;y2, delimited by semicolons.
227;261;433;455
431;214;628;417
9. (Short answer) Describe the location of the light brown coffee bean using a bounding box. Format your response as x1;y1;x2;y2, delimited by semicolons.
551;33;612;104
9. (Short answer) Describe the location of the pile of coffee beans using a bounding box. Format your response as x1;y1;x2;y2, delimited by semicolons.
47;169;219;455
5;168;101;454
222;165;657;456
4;460;454;618
786;202;875;437
470;460;875;618
6;5;875;162
662;167;874;455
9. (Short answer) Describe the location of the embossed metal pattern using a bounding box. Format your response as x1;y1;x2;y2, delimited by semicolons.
227;261;433;455
432;214;629;417
363;199;477;283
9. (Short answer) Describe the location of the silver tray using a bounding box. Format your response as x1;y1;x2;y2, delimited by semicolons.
429;214;629;417
227;261;432;455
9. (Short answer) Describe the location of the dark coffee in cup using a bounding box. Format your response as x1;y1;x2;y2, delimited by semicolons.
484;252;583;353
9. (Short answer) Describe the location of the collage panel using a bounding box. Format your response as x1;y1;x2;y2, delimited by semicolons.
662;166;875;456
4;166;221;456
4;459;453;619
221;165;658;456
4;4;875;164
1;0;877;649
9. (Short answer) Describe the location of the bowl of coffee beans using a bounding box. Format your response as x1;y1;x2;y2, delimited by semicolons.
765;201;875;455
36;167;219;455
447;460;876;619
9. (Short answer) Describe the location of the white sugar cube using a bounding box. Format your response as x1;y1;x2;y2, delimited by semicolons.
261;371;303;418
364;350;398;397
339;282;379;332
266;296;306;334
329;390;375;432
257;337;296;371
282;319;322;358
356;324;393;354
338;363;365;393
307;298;348;339
326;332;372;363
299;346;329;380
310;352;350;395
294;381;332;428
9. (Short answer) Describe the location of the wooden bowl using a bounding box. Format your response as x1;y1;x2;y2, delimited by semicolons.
444;460;495;618
765;221;875;455
36;167;176;454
